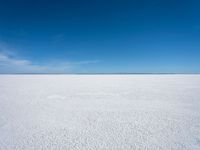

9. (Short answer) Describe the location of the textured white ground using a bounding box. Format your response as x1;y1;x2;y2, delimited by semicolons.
0;75;200;150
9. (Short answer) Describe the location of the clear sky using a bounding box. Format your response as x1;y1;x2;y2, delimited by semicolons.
0;0;200;73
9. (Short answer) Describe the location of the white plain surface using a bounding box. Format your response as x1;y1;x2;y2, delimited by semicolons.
0;75;200;150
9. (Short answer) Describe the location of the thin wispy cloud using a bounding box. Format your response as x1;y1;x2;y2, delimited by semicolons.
0;43;100;73
0;52;49;73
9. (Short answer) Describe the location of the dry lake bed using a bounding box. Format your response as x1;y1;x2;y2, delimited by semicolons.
0;75;200;150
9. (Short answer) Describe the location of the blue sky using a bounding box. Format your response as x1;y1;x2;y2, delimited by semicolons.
0;0;200;73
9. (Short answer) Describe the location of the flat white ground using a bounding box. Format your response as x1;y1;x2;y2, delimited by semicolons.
0;75;200;150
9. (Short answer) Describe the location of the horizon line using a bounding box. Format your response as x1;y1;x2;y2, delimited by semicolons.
0;73;200;75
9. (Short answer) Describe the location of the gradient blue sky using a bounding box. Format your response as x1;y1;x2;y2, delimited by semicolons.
0;0;200;73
